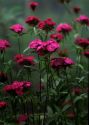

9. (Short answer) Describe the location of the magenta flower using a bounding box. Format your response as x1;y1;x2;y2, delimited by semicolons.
75;37;89;49
56;23;72;34
84;51;89;58
25;16;40;26
17;114;28;123
0;39;10;52
38;18;56;32
76;15;89;25
10;24;25;34
50;33;64;42
51;57;74;69
14;54;35;66
0;101;7;109
29;1;39;11
29;39;42;49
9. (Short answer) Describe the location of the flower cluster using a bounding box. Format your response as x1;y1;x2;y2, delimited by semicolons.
0;39;10;52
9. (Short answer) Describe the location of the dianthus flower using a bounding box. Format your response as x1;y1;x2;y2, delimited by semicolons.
29;1;39;11
10;24;25;34
51;57;74;69
0;39;10;52
56;23;72;34
14;54;35;66
73;6;81;14
75;37;89;49
3;81;31;96
38;18;56;32
72;87;82;95
50;33;64;42
84;51;89;58
17;114;28;123
76;15;89;25
25;16;40;26
0;101;7;109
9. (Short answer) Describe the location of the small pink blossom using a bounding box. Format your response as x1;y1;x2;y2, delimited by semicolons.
29;1;39;11
0;39;10;52
56;23;72;34
10;24;25;34
0;101;7;109
17;114;28;123
76;15;89;25
50;33;64;42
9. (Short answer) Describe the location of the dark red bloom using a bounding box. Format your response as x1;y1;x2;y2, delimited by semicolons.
56;23;72;34
76;15;89;26
73;6;81;14
25;16;40;26
67;112;75;119
14;54;35;66
84;51;89;58
3;81;31;96
17;114;28;123
29;1;39;11
38;18;56;32
51;57;74;69
0;39;10;52
0;101;7;109
75;37;89;49
50;33;64;42
72;87;82;95
10;24;25;34
0;71;8;83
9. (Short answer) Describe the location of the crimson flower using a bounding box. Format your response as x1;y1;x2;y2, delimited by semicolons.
0;39;10;52
25;16;40;26
56;23;72;34
38;18;56;32
83;51;89;58
0;101;7;109
75;37;89;49
50;33;64;42
10;24;25;34
73;6;81;14
17;114;28;123
75;15;89;26
14;54;35;66
29;1;39;11
72;87;82;95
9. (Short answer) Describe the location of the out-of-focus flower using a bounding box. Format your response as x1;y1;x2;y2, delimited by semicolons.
29;39;60;56
0;101;7;109
0;71;8;83
73;6;81;14
3;81;31;96
76;15;89;26
28;1;39;11
67;112;75;119
0;39;10;52
25;16;40;26
84;51;89;58
38;18;56;32
17;114;28;123
10;24;25;34
50;33;64;42
75;37;89;49
56;23;72;34
51;57;74;69
14;54;35;66
72;87;82;95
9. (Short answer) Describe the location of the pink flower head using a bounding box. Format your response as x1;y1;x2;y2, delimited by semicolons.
84;51;89;58
50;33;64;42
38;18;56;32
25;16;40;26
10;24;25;34
14;54;35;66
51;57;74;69
3;81;31;96
73;6;81;14
0;71;8;83
76;15;89;25
0;101;7;109
75;37;89;49
17;114;28;123
56;23;72;34
29;39;42;49
29;1;39;11
0;39;10;52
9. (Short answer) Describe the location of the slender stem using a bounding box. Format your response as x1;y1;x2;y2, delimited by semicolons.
18;35;21;54
31;99;35;125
